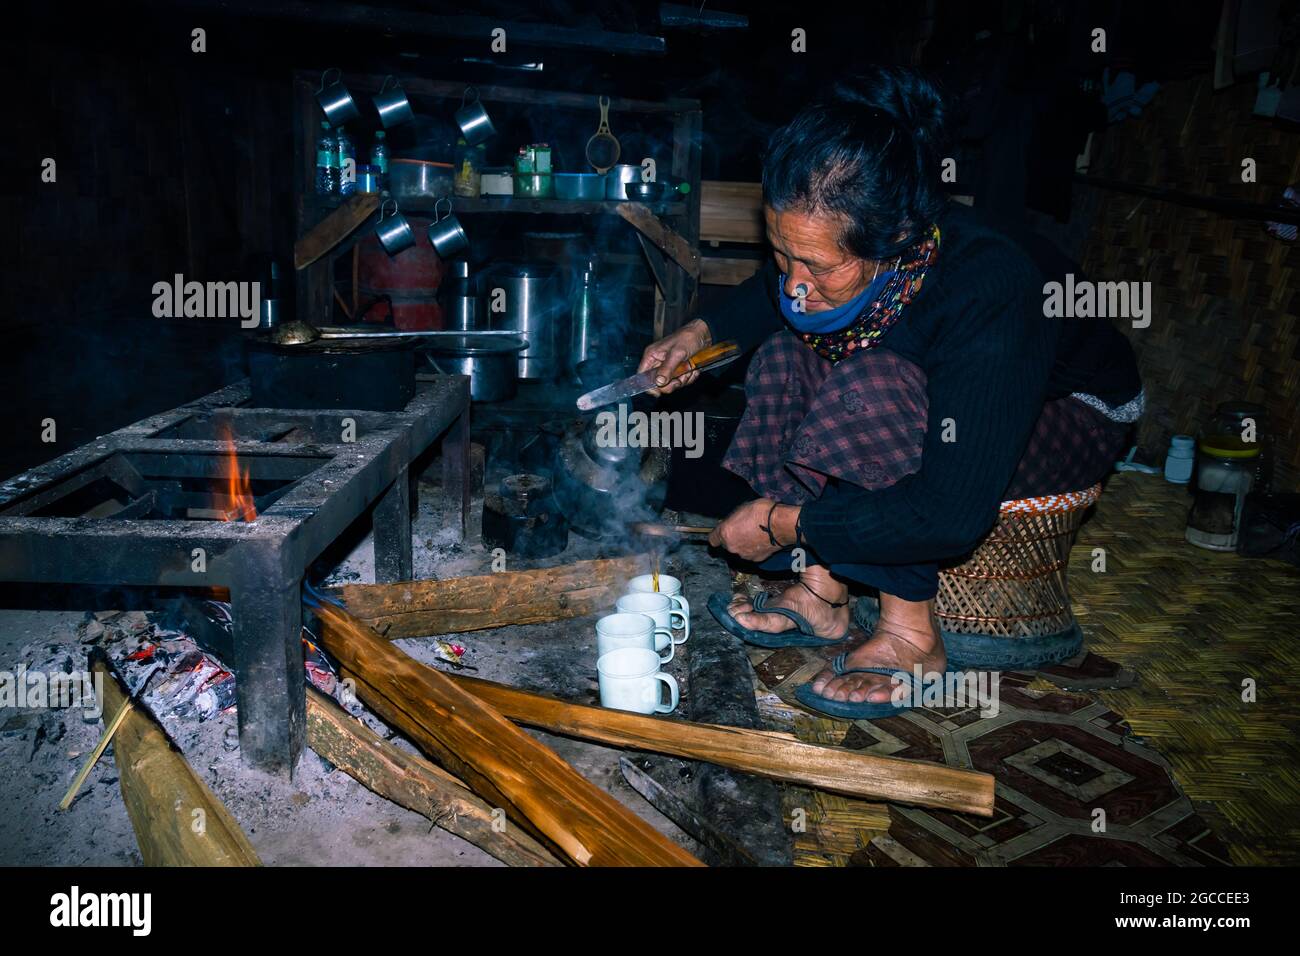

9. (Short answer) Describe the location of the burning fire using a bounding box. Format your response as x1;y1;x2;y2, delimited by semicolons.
218;424;257;521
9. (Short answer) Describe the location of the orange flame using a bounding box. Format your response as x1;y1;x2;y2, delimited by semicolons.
218;425;257;521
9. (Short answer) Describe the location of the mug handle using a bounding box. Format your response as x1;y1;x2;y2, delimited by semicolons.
434;196;451;222
669;608;690;644
653;672;679;714
653;627;674;664
319;66;341;93
379;198;398;221
462;86;479;107
379;74;398;94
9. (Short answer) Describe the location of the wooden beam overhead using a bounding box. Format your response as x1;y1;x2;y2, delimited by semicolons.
170;0;668;56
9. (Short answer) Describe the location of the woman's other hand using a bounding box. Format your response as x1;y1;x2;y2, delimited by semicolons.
709;499;801;562
637;318;712;397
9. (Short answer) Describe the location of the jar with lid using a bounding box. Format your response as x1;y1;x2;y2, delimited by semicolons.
1185;439;1258;551
1204;401;1272;493
453;138;485;198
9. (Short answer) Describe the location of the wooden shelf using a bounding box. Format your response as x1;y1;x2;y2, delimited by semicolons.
294;71;702;335
311;195;686;217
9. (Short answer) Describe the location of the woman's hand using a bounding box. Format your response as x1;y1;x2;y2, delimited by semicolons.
709;499;801;562
637;318;712;397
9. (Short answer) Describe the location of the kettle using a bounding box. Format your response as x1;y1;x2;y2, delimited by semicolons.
551;406;668;538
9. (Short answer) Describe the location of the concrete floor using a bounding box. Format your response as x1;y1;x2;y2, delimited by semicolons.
0;471;720;867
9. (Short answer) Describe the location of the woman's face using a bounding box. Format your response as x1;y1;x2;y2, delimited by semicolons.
764;206;880;311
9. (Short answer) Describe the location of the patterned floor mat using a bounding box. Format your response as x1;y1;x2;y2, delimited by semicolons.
749;636;1231;867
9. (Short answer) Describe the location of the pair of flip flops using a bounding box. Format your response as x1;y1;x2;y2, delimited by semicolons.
706;590;922;720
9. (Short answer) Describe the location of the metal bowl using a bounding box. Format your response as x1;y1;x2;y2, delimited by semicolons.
553;172;606;201
389;159;454;200
621;180;667;203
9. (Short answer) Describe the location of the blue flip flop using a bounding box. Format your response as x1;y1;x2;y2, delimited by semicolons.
793;653;921;720
707;591;850;649
853;597;1083;671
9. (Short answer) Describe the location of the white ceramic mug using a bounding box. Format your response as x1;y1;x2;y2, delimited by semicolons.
596;612;673;664
627;574;690;628
597;647;679;714
617;590;689;646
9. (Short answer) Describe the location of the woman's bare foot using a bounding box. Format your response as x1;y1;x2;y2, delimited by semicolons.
729;564;850;640
808;595;945;704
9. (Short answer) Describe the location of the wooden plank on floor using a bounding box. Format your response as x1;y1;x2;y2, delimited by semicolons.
331;554;651;639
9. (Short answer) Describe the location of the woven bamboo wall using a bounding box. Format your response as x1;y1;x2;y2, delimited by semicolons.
1081;76;1300;490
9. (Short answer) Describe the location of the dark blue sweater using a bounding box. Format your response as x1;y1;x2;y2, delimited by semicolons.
702;204;1141;565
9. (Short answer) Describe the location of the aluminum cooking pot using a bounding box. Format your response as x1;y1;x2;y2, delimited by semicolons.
481;260;567;380
421;333;527;402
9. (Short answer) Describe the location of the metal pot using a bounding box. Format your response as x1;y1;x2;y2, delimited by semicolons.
442;260;481;330
605;164;645;200
481;260;567;380
245;336;416;411
422;333;526;403
389;159;454;201
554;172;606;200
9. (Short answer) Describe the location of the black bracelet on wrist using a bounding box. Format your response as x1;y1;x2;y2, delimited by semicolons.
758;499;781;547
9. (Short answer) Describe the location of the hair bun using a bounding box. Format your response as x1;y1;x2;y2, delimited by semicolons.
828;66;948;157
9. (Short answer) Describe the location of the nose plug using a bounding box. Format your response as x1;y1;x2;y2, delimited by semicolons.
793;282;809;298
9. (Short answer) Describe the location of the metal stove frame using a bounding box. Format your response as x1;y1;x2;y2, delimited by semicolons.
0;374;470;776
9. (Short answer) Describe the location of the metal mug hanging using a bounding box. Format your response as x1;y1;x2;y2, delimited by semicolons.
316;67;361;126
373;75;414;128
375;199;416;256
427;197;470;259
453;87;496;146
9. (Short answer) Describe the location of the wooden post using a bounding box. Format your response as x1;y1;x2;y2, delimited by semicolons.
305;688;559;866
311;602;703;866
88;651;261;866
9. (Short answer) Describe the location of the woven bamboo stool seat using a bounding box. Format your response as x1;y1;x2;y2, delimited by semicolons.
855;484;1102;669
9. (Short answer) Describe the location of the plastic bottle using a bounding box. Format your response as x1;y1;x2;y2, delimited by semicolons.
1164;435;1195;484
370;130;389;191
336;126;356;196
315;122;338;196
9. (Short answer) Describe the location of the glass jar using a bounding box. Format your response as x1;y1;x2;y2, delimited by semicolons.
1204;402;1272;493
1186;444;1257;551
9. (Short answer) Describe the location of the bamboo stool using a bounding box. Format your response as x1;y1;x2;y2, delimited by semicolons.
856;484;1102;670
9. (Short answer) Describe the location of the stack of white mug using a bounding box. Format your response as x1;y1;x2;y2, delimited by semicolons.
595;574;690;715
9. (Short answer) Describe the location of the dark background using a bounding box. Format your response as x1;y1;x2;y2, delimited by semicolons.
4;0;1230;480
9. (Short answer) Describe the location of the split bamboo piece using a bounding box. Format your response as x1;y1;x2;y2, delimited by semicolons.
311;602;703;867
332;554;648;639
59;697;134;811
87;651;261;866
451;673;995;817
304;688;560;867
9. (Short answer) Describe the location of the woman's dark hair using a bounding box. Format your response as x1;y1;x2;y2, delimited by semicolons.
762;66;950;261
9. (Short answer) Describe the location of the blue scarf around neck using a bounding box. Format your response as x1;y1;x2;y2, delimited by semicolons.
778;269;895;334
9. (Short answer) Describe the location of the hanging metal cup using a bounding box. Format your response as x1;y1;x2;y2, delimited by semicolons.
427;198;470;259
373;75;414;128
316;67;361;126
375;199;416;256
453;87;496;146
